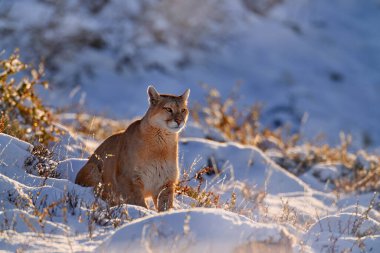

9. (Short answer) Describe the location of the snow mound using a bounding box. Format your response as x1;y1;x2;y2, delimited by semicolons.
180;138;309;194
304;211;380;253
0;133;33;168
56;158;87;183
0;133;158;251
98;208;295;253
0;209;67;234
52;124;90;161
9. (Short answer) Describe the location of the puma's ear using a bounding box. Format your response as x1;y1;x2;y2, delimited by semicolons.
181;89;190;101
147;85;160;105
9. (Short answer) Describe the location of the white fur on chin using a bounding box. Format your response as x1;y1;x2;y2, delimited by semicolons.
167;121;184;133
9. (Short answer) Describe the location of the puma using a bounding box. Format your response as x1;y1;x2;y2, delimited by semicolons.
75;86;190;211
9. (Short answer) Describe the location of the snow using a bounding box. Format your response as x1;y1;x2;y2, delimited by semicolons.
0;133;33;168
0;209;67;235
179;137;309;194
1;0;380;252
304;212;380;253
56;158;87;183
1;0;380;149
98;208;294;253
52;124;90;161
1;132;379;252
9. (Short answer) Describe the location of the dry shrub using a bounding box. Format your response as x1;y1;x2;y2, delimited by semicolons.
0;51;57;145
176;166;221;208
284;134;380;193
193;87;380;194
24;144;59;178
192;86;300;151
176;165;237;209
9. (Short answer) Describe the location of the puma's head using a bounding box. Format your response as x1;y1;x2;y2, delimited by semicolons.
146;85;190;133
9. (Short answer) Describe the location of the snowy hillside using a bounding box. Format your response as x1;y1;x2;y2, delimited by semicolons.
1;130;379;252
1;0;380;148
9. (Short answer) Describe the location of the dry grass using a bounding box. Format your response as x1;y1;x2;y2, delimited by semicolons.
24;144;60;178
191;87;300;150
0;51;58;145
176;166;222;208
192;87;380;194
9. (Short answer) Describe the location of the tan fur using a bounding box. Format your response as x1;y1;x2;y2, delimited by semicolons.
75;86;190;211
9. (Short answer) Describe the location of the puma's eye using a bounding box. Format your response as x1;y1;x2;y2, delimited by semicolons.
181;108;187;113
164;107;173;113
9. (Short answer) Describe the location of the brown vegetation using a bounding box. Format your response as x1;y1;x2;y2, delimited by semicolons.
0;51;57;145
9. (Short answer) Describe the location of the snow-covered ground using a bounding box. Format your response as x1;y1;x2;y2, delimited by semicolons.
1;130;379;252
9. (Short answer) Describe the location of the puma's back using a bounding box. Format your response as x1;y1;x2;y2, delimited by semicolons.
75;86;190;211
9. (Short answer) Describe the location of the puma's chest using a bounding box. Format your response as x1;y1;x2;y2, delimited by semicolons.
138;160;179;193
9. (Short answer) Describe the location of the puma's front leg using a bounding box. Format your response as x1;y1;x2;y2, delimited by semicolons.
121;176;148;208
126;190;148;208
157;181;175;212
152;196;158;210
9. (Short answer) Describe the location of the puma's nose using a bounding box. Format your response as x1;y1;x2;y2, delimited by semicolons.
175;119;181;126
